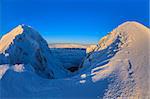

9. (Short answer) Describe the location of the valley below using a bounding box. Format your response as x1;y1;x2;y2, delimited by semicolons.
49;47;86;72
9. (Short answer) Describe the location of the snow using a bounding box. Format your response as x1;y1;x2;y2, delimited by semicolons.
79;80;86;84
86;44;97;53
0;21;149;99
4;53;9;57
11;64;25;72
0;65;9;79
82;21;150;98
0;24;68;79
0;64;35;80
0;25;23;53
80;74;86;78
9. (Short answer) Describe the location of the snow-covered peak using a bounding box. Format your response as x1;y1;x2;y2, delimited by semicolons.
0;24;68;79
82;21;150;98
95;21;150;51
0;25;23;53
117;21;148;28
0;24;41;53
114;21;149;34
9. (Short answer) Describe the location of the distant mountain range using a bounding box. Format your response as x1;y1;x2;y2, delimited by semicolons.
48;43;95;49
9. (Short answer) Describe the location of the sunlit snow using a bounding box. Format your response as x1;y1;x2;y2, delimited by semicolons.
0;21;149;99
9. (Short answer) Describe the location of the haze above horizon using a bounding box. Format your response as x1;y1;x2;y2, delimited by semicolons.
0;0;149;44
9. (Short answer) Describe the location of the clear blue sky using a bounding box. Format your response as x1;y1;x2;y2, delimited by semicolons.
0;0;149;44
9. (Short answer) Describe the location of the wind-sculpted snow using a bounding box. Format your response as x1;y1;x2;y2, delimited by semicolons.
0;21;149;99
0;63;108;99
0;25;68;79
82;21;150;98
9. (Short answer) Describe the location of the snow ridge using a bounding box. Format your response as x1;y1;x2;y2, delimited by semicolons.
82;21;150;98
0;24;68;79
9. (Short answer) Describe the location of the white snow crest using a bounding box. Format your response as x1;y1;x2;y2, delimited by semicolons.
0;64;9;79
12;64;25;72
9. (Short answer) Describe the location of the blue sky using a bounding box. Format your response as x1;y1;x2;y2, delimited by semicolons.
0;0;149;44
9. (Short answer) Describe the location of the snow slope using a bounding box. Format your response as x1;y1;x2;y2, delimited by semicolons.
82;21;150;98
0;25;67;79
0;21;149;99
86;44;97;53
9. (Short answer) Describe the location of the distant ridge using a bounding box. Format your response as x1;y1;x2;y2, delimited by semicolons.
49;43;95;49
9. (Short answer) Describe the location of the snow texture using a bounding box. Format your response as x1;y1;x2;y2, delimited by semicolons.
0;21;149;99
0;25;68;79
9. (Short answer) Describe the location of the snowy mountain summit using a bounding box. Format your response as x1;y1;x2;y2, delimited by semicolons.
82;21;150;98
0;24;67;79
0;21;149;99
